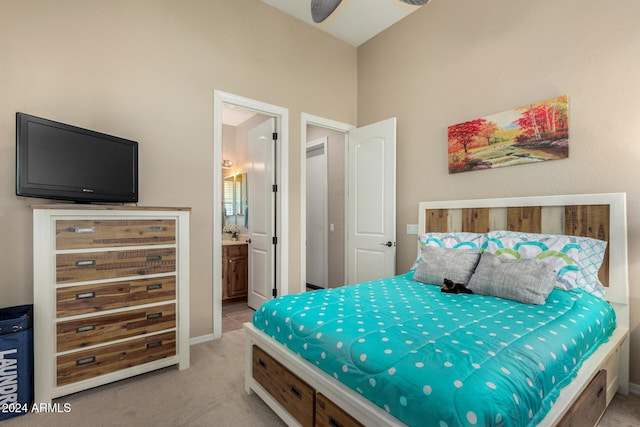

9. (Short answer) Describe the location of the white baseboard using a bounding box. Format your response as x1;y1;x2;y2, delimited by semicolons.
629;382;640;395
190;334;215;345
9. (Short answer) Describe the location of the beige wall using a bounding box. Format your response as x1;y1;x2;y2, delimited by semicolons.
3;0;639;387
358;0;640;385
0;0;357;337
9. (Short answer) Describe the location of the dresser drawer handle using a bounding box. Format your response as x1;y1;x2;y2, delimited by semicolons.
147;312;162;320
289;385;301;400
74;227;96;234
76;356;96;366
597;385;604;398
146;255;162;262
258;358;267;369
76;292;95;300
146;226;164;232
328;416;344;427
75;259;96;267
147;283;163;291
146;341;162;349
76;325;95;333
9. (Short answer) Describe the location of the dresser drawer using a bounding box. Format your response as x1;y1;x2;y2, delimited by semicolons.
57;331;176;386
56;247;176;284
56;276;176;317
558;369;606;427
57;304;176;352
252;345;314;427
56;219;176;250
316;393;364;427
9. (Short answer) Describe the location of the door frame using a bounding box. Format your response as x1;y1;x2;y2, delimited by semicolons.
213;90;289;339
300;113;354;293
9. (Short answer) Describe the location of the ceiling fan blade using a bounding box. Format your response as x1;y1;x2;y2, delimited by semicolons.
399;0;430;5
311;0;342;23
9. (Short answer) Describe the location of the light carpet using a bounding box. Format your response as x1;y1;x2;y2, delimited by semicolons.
2;327;638;426
3;329;284;427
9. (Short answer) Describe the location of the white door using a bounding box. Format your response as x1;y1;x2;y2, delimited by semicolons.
247;118;275;309
347;118;396;284
306;138;328;288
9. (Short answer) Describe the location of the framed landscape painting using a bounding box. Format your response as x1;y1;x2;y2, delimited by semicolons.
448;95;569;174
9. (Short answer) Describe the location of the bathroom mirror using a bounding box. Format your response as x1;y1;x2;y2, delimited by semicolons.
223;173;247;226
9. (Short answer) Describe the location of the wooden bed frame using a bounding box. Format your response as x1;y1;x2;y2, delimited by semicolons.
244;193;630;426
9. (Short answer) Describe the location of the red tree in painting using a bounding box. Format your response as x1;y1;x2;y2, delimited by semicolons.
448;118;489;153
513;96;568;142
478;120;499;145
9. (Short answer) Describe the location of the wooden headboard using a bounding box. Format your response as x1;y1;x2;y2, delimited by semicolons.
418;193;628;305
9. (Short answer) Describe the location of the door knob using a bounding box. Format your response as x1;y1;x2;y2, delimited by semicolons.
380;241;393;247
246;238;252;244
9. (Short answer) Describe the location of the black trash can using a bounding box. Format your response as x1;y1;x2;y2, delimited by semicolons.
0;304;33;420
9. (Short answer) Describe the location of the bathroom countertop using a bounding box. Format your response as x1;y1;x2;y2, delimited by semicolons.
222;239;248;246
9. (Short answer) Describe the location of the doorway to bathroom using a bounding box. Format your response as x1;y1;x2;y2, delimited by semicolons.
213;90;289;338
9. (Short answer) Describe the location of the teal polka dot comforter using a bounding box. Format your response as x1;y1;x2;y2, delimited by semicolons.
252;272;616;427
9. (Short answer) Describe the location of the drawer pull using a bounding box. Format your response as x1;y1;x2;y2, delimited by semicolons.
74;227;96;234
328;417;344;427
76;356;96;366
147;283;163;291
76;325;95;333
597;385;604;398
147;312;162;320
146;255;162;262
76;259;96;267
76;291;96;300
289;385;301;400
146;226;164;232
258;358;267;369
146;341;162;349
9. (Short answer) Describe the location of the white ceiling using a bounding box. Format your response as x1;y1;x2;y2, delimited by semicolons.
222;105;258;126
261;0;428;47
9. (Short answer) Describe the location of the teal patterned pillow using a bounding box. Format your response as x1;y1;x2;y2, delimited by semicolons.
485;231;606;298
572;237;607;298
484;231;579;291
411;232;485;271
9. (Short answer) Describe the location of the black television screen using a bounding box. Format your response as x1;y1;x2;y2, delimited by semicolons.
16;113;138;203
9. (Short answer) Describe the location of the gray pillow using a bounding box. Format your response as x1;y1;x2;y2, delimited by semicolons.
412;246;480;286
467;252;557;304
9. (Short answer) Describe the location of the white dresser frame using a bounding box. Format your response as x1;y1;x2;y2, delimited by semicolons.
32;205;190;404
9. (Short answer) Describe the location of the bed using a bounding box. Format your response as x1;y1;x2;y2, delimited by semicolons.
244;193;630;427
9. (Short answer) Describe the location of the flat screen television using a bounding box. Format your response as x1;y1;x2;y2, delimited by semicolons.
16;112;138;203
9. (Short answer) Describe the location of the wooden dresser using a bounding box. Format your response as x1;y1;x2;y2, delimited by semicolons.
32;205;190;404
222;243;248;303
